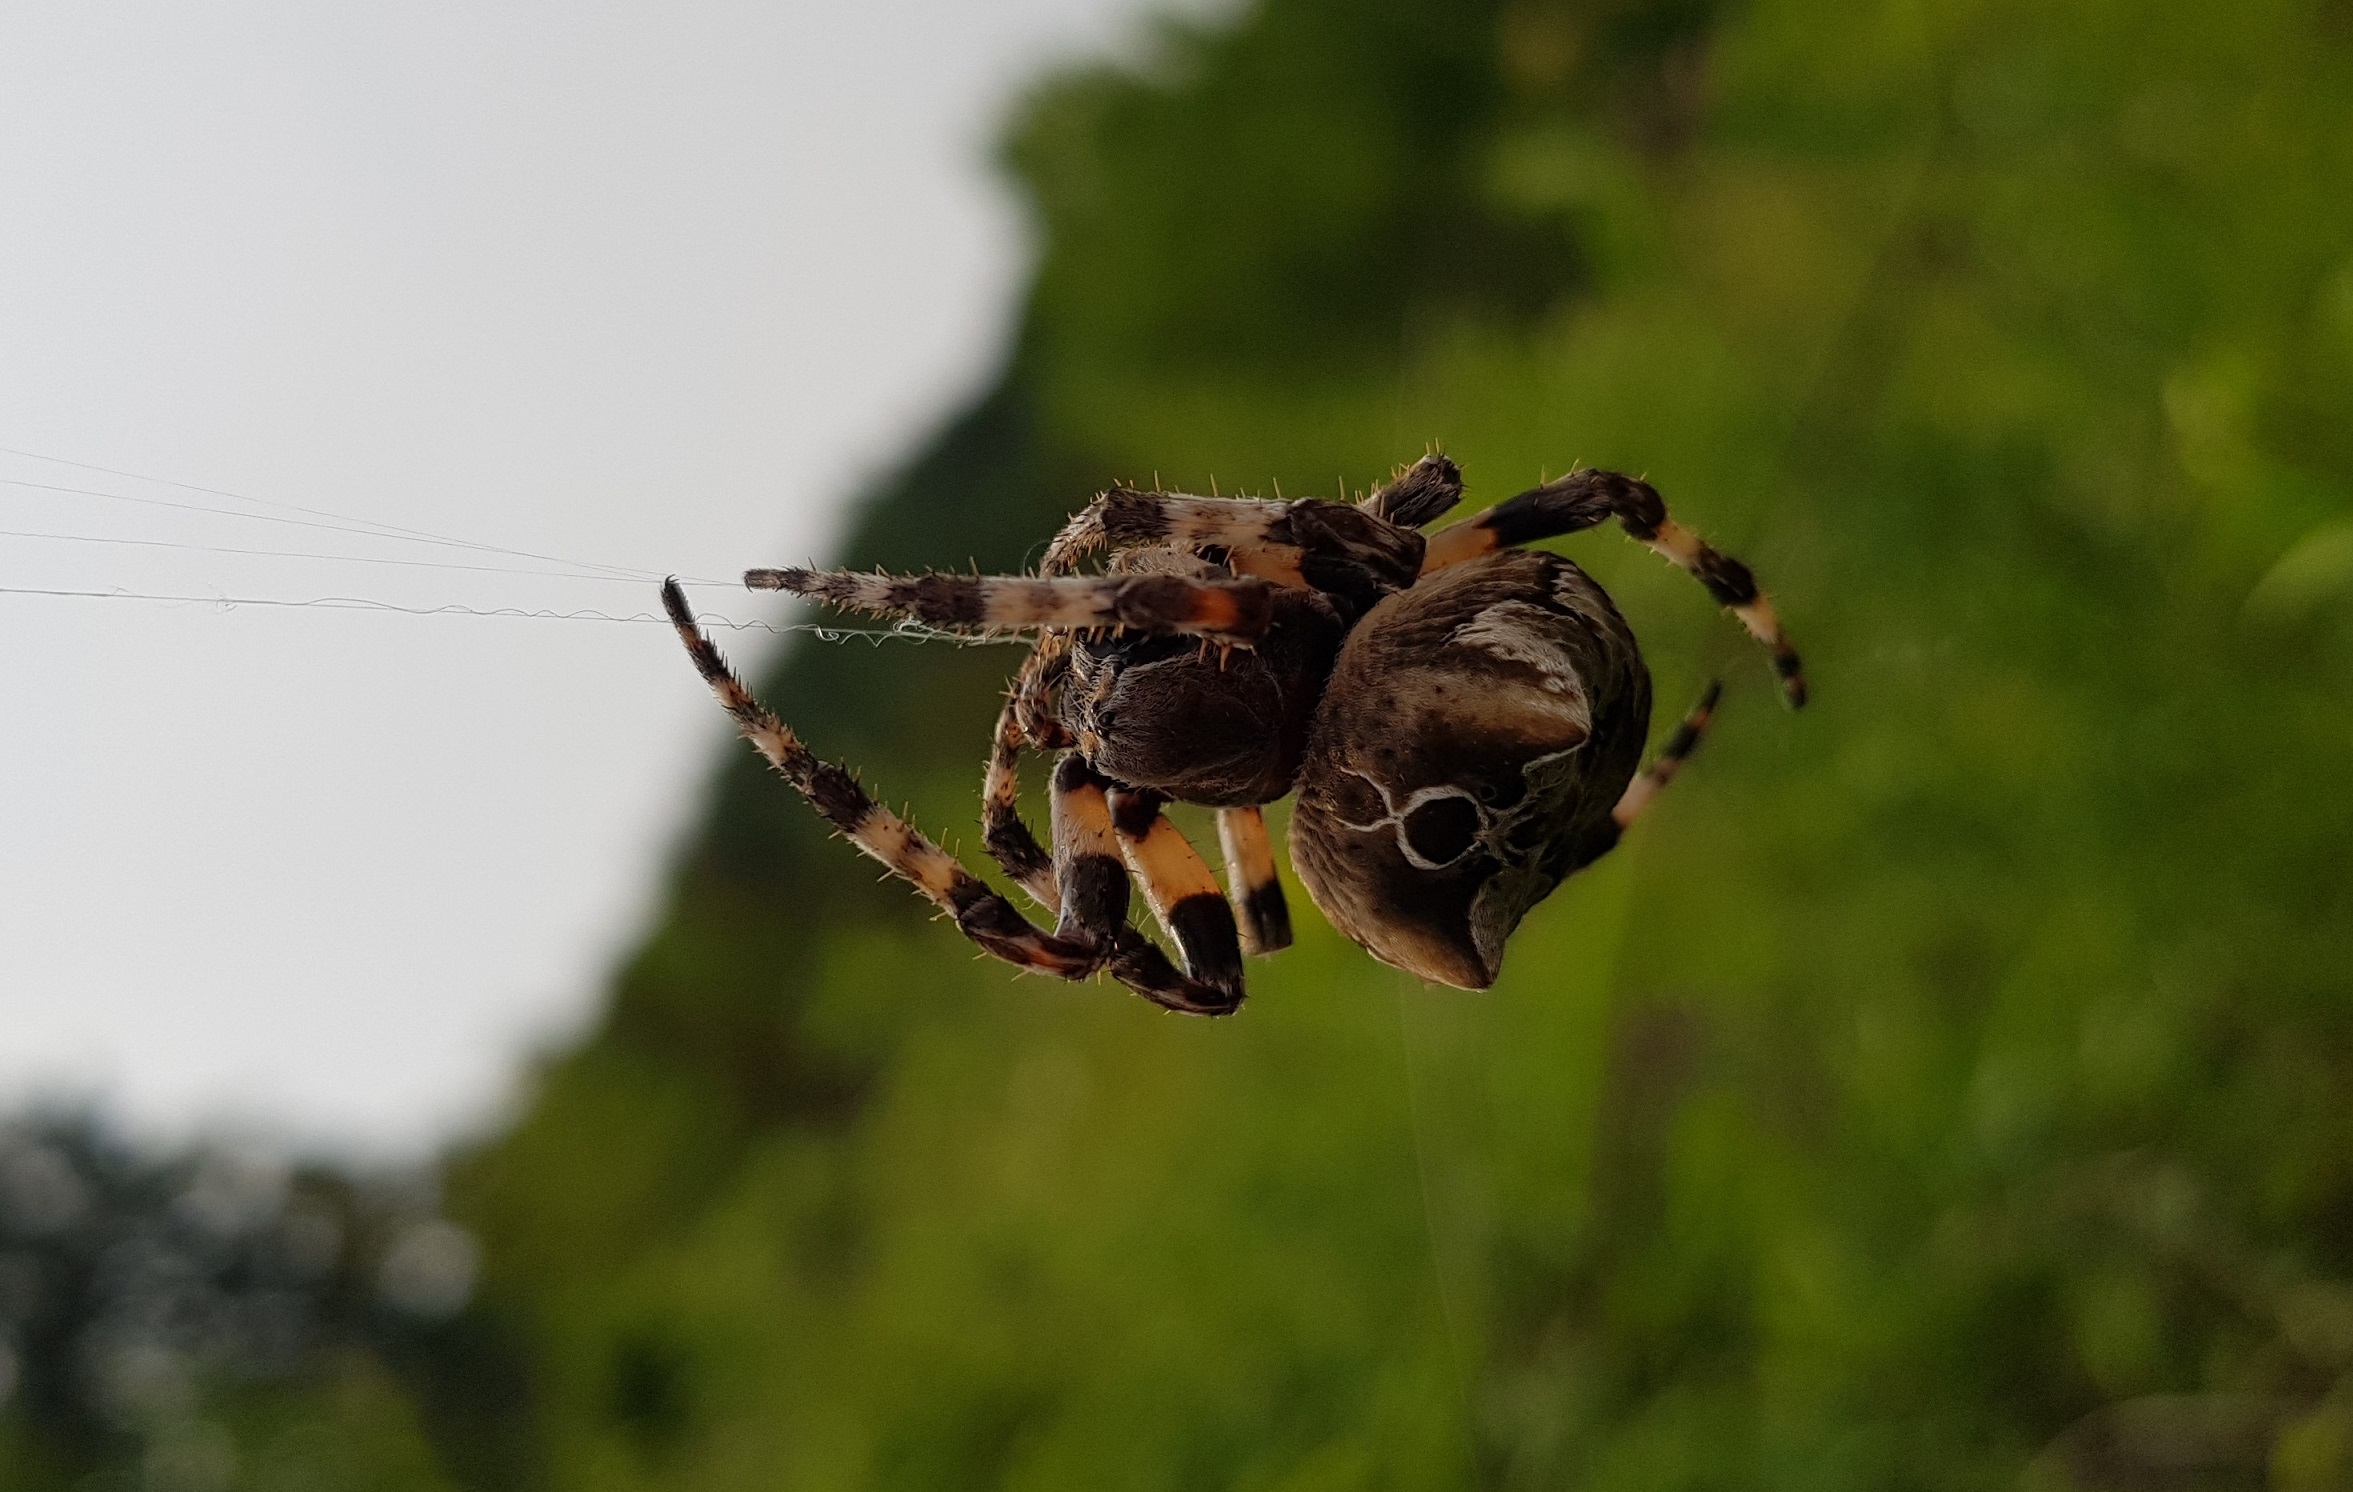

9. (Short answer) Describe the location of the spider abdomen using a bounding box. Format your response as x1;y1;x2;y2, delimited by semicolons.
1288;551;1653;989
1064;587;1346;807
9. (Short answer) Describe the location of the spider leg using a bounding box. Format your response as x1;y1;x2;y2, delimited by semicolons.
748;567;1277;646
670;580;1237;1016
982;698;1058;910
1107;787;1246;1007
1042;487;1425;609
1422;469;1806;708
1042;488;1297;574
665;579;1100;977
1045;752;1247;1014
1215;805;1293;955
980;644;1071;910
1050;754;1130;943
1357;452;1463;528
1611;679;1724;832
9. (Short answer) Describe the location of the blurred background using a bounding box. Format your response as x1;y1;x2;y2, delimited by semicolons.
4;0;2352;1486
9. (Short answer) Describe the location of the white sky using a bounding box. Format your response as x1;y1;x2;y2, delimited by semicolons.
0;0;1173;1158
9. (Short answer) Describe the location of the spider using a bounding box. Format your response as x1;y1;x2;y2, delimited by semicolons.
660;454;1803;1014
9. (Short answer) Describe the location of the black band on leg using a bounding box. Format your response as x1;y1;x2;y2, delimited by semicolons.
1108;930;1245;1016
1241;880;1293;953
1108;787;1166;839
1167;892;1245;991
1050;755;1130;944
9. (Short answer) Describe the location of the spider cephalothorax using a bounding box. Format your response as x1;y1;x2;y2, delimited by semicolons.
662;453;1802;1013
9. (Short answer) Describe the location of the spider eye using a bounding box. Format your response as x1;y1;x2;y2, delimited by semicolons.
1402;795;1480;867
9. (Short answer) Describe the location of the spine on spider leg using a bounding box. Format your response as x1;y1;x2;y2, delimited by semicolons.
658;579;1094;975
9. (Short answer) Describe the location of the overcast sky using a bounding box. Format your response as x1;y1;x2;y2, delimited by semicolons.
0;0;1174;1158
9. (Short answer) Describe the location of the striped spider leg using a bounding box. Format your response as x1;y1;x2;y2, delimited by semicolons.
980;639;1072;911
1215;804;1291;955
1422;468;1807;708
745;566;1279;647
661;580;1240;1015
1039;453;1462;577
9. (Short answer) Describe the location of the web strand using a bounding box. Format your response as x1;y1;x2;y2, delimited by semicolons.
0;583;1017;645
0;526;713;583
0;444;662;582
0;440;997;647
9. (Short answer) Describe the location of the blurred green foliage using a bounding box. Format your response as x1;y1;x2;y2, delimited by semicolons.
41;0;2353;1485
449;0;2353;1486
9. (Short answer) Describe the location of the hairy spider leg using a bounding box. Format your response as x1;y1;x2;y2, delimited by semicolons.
1040;488;1427;609
1214;806;1293;955
1010;632;1072;743
980;644;1071;909
1612;679;1725;831
1050;755;1131;945
1107;788;1246;1004
1041;488;1299;575
663;579;1100;973
982;698;1057;909
1104;928;1246;1016
1357;452;1464;528
666;579;1242;1016
746;567;1277;647
1040;755;1249;1017
1422;469;1807;708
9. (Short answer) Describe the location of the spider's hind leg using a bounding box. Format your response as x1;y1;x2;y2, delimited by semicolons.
1423;469;1806;707
1611;680;1724;835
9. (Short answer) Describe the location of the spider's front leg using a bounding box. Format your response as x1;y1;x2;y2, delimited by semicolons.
1039;488;1297;575
1037;488;1426;612
749;567;1277;646
1041;454;1459;579
663;581;1099;979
